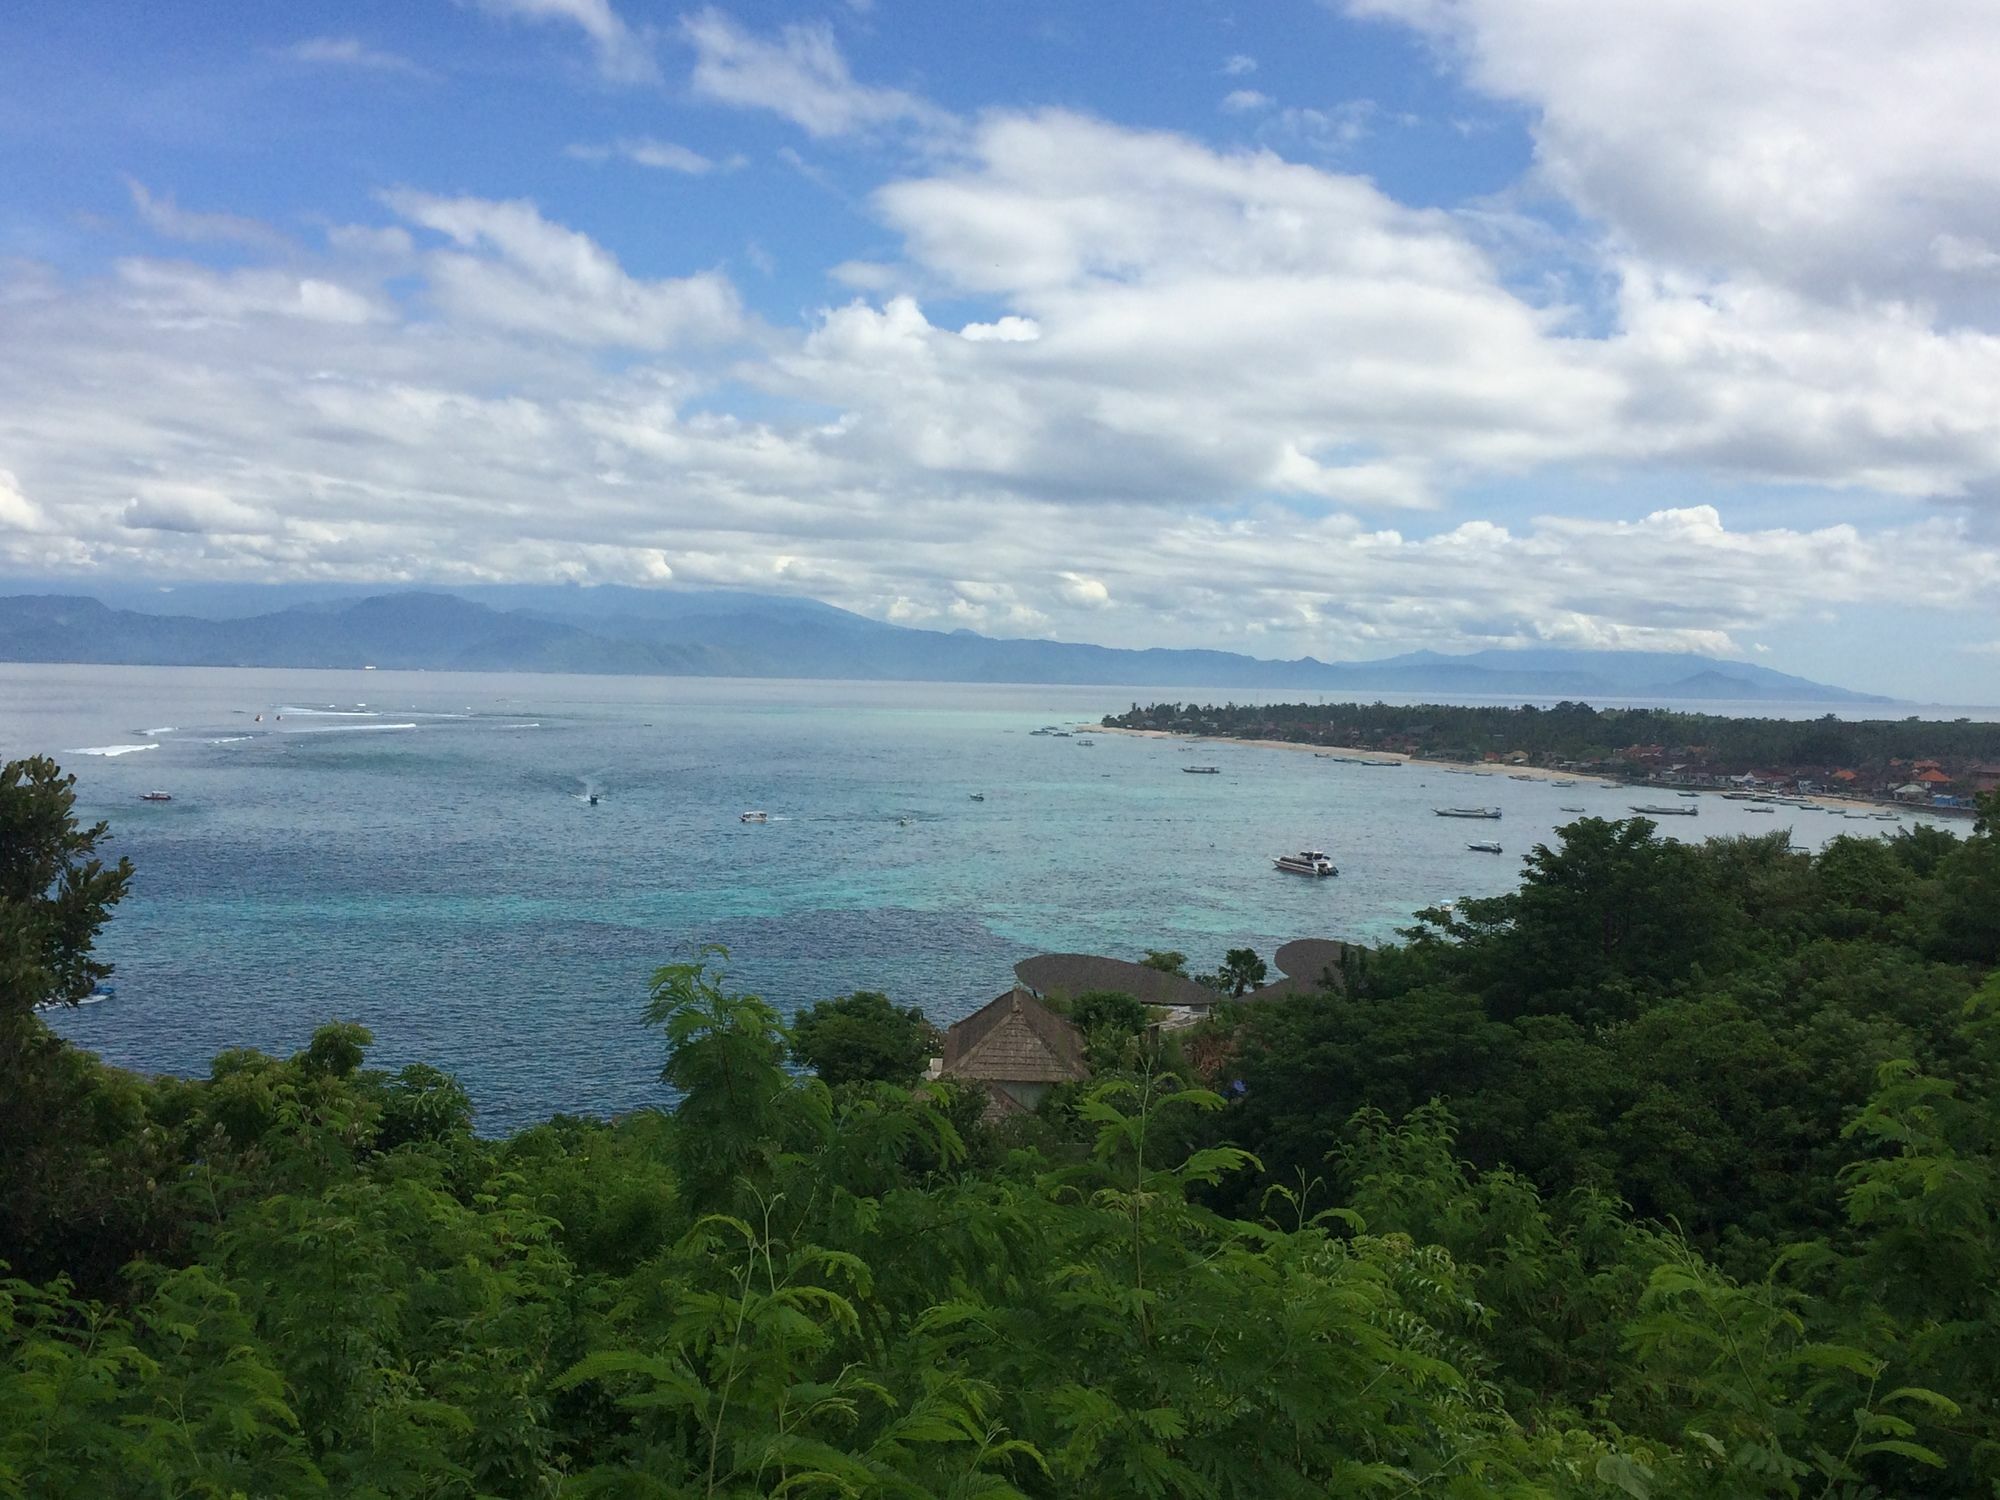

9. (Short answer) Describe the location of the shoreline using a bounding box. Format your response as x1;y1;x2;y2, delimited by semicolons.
1091;724;1953;816
1093;725;1615;785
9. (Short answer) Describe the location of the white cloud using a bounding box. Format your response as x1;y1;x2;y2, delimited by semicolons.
681;8;943;138
116;260;387;326
0;470;50;532
125;179;289;252
384;191;742;348
959;315;1039;343
1058;571;1110;608
1345;0;2000;310
1223;54;1258;76
1220;90;1271;113
470;0;657;84
280;36;427;76
565;137;736;173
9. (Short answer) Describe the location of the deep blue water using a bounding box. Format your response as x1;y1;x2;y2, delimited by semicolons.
3;664;1983;1133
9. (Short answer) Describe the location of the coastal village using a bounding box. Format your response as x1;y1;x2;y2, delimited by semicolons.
1104;702;2000;812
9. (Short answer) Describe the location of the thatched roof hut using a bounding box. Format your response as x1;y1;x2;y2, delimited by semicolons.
938;985;1089;1120
1243;939;1352;1001
1013;953;1215;1009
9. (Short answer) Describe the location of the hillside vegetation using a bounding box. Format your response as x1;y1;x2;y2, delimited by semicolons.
5;753;2000;1497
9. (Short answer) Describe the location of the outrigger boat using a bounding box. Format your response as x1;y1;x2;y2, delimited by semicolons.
1433;806;1501;819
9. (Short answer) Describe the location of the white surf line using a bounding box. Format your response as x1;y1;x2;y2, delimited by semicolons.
283;722;418;734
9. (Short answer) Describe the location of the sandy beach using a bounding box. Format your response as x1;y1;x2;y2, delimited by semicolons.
1089;724;1954;816
1093;724;1617;785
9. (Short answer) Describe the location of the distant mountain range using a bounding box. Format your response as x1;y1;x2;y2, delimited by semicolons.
0;585;1891;703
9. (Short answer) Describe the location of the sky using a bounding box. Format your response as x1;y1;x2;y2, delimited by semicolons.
2;1;1999;699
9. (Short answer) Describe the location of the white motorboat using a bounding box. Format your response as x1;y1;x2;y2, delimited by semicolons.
1467;841;1503;854
740;810;768;823
1273;849;1338;877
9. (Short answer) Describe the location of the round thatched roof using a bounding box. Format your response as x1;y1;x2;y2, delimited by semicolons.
1272;939;1350;986
1013;953;1216;1008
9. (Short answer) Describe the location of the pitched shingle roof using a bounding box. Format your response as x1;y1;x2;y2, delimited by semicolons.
940;987;1088;1085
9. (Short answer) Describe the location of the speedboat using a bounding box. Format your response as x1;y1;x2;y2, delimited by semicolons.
1467;841;1503;854
1433;806;1501;819
1631;804;1698;815
139;791;172;802
587;793;599;805
740;810;768;823
1273;849;1338;877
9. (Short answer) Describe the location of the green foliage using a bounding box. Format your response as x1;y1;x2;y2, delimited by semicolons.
1218;948;1266;997
790;989;939;1087
5;758;2000;1495
0;754;133;1017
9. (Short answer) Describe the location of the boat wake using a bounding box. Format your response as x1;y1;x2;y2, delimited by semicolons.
285;722;418;734
70;743;160;757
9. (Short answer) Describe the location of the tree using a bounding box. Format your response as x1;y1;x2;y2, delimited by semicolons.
1068;989;1151;1070
789;988;938;1088
0;755;132;1017
1219;948;1267;997
1140;950;1188;975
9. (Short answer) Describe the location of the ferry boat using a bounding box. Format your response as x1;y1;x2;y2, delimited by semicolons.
139;791;173;802
1433;806;1501;819
740;810;768;823
1183;765;1221;775
1273;849;1338;877
1467;841;1503;854
1631;803;1698;816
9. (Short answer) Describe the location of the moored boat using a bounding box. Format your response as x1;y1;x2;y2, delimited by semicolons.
1433;806;1501;819
1273;849;1338;877
1631;803;1698;815
1467;841;1503;854
139;790;173;802
1183;765;1220;775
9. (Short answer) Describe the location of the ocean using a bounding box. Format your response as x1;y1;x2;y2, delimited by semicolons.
3;663;1984;1133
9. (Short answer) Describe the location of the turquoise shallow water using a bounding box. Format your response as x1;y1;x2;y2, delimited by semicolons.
2;664;1980;1133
